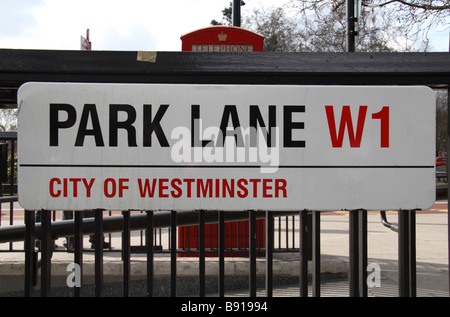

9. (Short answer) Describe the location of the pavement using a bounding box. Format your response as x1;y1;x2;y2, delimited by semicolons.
0;201;449;297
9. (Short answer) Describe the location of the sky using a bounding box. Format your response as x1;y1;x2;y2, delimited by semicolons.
0;0;448;52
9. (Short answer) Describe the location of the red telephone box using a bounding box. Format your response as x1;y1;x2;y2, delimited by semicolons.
178;26;265;257
181;25;264;52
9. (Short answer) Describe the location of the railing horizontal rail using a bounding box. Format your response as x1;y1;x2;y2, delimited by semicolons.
0;209;297;243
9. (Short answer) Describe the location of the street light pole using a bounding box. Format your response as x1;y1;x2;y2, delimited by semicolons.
347;0;358;52
232;0;241;27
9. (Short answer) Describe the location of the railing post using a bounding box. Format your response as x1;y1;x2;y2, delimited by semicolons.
409;210;416;297
146;210;154;297
447;84;450;297
349;210;360;296
40;210;52;297
199;210;205;297
312;211;320;297
265;211;273;297
218;211;225;297
249;210;257;297
398;210;416;297
122;210;130;297
299;210;309;297
359;209;368;297
24;210;35;297
74;210;84;297
170;210;177;297
94;209;104;297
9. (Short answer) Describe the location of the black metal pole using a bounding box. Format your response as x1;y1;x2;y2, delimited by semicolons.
199;210;205;297
265;211;274;297
312;211;320;297
232;0;241;27
299;210;308;297
409;210;416;297
24;210;35;297
122;210;130;297
218;211;225;297
170;210;177;297
398;211;410;297
40;210;52;297
359;209;368;297
347;0;356;52
146;210;154;297
74;210;83;297
447;82;450;297
94;210;104;297
249;210;257;297
349;210;360;296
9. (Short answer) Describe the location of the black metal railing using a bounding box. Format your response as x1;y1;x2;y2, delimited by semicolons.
0;204;424;297
0;132;446;298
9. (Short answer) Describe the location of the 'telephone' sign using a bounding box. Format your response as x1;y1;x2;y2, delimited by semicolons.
18;83;435;211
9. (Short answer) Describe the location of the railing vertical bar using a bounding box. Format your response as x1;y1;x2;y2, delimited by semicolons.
40;210;52;297
278;217;281;249
265;211;273;297
94;209;104;297
312;211;320;297
292;216;296;250
258;219;262;250
122;210;130;297
170;210;177;297
107;211;112;251
285;216;289;249
208;223;212;251
8;139;15;255
24;210;35;297
188;226;191;253
199;210;205;297
359;209;368;297
9;139;14;196
299;210;308;297
230;222;234;250
249;210;257;297
139;211;143;248
8;201;13;250
349;210;360;296
398;210;410;297
179;226;183;251
409;210;417;297
218;211;225;297
74;210;84;297
447;70;450;298
8;139;14;250
146;210;154;297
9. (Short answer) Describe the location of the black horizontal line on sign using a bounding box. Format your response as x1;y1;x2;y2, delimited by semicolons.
19;164;435;169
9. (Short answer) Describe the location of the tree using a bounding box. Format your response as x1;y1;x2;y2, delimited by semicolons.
436;90;448;156
211;1;245;26
244;5;395;52
288;0;450;51
0;109;18;132
244;7;304;51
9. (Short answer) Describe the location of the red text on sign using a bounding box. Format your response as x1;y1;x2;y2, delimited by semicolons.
49;178;95;198
137;178;287;199
325;105;390;148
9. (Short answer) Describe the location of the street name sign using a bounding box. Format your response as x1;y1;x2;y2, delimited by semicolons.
17;83;435;211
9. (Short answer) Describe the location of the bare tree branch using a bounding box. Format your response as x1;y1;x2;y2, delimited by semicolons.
362;0;450;11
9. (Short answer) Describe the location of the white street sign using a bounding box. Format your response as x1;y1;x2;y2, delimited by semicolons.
18;83;435;211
